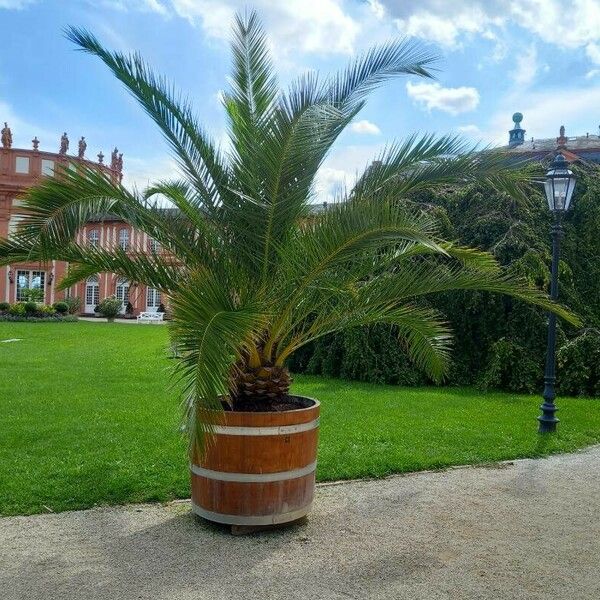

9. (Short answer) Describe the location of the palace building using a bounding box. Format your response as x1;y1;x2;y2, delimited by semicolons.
505;112;600;163
0;123;162;315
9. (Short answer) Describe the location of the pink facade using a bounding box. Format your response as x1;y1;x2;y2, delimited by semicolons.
68;219;164;315
0;127;162;315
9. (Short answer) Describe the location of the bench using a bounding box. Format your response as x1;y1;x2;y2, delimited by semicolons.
137;311;165;324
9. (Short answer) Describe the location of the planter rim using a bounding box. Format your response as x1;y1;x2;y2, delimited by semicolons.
218;395;320;416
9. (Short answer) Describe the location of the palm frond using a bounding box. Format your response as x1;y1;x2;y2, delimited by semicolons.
65;26;229;211
353;134;535;201
324;39;439;110
169;270;268;453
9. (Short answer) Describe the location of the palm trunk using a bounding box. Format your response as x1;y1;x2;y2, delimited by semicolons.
231;363;292;410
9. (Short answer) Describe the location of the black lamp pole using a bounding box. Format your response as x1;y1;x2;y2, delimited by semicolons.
537;153;576;433
538;215;562;433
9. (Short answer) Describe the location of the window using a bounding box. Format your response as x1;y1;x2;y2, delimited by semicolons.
149;237;161;253
88;229;99;247
41;160;54;176
146;287;161;311
15;156;30;174
115;277;130;311
85;275;99;310
8;214;25;237
16;270;45;302
118;228;130;250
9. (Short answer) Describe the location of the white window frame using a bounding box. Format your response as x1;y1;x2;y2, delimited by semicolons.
85;275;100;310
115;277;130;313
118;228;130;251
146;287;161;312
41;159;55;176
149;237;161;253
88;229;99;247
16;269;45;302
15;156;30;174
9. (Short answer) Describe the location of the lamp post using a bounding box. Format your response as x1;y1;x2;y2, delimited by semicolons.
538;153;576;433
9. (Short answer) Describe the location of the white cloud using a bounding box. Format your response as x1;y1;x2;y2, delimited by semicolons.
510;1;600;50
121;155;180;191
169;0;359;56
314;167;351;204
377;1;600;53
585;68;600;79
93;0;168;13
406;81;480;115
314;143;385;203
349;119;381;135
586;42;600;65
142;0;168;14
0;0;36;8
367;0;386;20
457;124;481;136
513;44;539;87
394;12;491;48
379;1;505;48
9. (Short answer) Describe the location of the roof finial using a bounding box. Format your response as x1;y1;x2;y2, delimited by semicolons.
508;112;525;147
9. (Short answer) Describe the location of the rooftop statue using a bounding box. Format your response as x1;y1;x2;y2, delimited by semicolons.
1;122;12;149
111;147;119;170
97;150;104;164
32;136;40;150
78;136;87;159
59;132;69;155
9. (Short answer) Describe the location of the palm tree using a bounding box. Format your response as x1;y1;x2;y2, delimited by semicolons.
1;13;576;451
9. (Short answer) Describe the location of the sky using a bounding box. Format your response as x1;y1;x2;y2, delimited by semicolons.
2;0;600;201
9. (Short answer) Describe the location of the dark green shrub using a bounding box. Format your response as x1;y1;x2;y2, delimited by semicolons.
478;338;542;394
24;301;38;315
558;329;600;396
293;325;429;386
8;303;25;316
0;302;9;311
53;302;69;315
64;296;81;315
37;305;56;316
97;296;122;320
157;303;166;313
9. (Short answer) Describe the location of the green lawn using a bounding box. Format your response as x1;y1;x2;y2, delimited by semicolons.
1;321;599;516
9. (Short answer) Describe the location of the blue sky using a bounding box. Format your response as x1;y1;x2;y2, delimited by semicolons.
2;0;600;200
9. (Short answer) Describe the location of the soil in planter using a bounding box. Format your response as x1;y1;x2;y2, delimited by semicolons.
225;395;313;413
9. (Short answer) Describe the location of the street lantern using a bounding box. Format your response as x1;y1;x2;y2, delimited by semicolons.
544;153;576;212
538;152;576;433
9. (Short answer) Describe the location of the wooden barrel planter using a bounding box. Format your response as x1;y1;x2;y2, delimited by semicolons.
191;397;320;531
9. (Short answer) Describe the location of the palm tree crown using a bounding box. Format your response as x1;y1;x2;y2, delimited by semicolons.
0;12;577;452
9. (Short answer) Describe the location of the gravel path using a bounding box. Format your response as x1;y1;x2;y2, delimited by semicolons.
2;447;599;600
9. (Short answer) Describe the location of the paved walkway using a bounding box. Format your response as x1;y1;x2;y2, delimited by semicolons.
78;317;167;324
2;447;599;600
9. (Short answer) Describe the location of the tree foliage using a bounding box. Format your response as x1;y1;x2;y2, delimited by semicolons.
299;166;600;395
